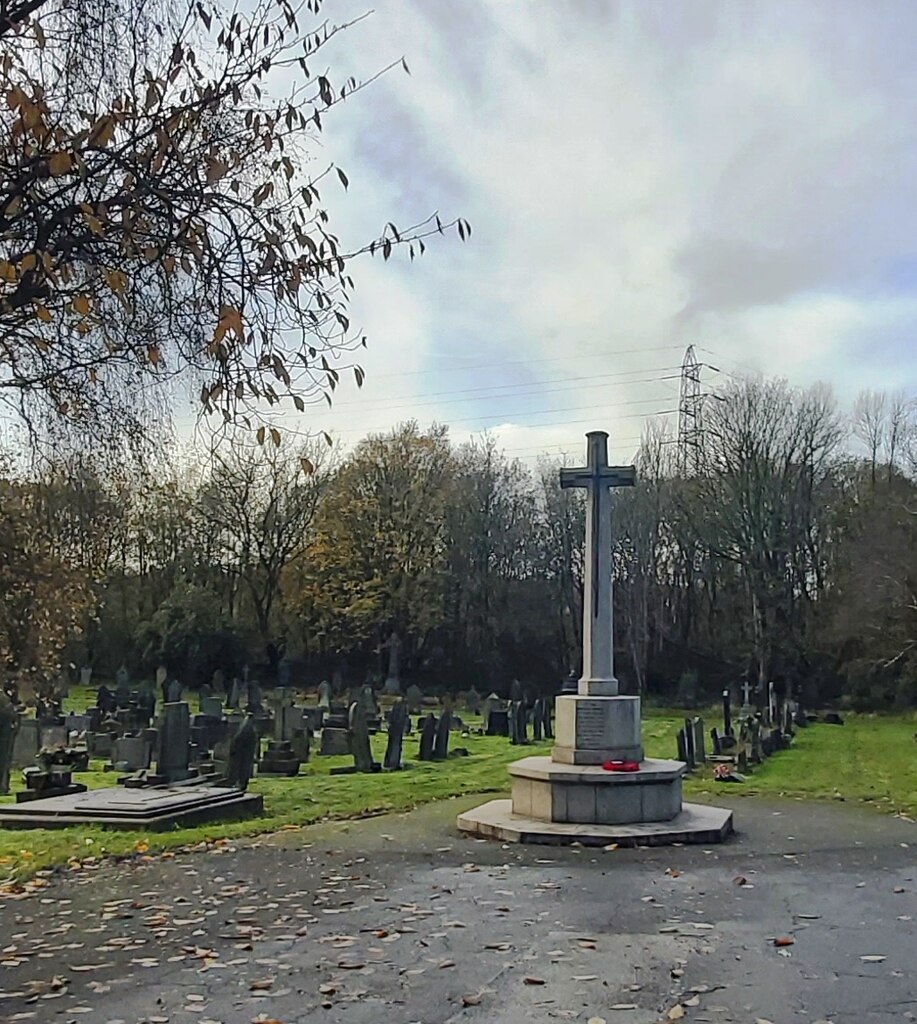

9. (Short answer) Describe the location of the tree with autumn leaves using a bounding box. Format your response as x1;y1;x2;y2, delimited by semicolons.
0;0;467;444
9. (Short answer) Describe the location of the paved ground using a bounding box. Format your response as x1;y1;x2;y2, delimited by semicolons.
0;794;914;1024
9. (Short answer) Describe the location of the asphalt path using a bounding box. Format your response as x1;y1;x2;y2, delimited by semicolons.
0;794;914;1024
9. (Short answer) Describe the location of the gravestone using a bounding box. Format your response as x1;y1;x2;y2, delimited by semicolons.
166;679;182;703
402;682;426;714
227;677;243;710
383;632;402;695
710;726;721;755
86;731;114;759
510;701;528;745
271;689;302;742
0;692;19;794
201;696;225;719
291;727;311;763
722;688;733;737
97;684;116;715
384;699;407;770
212;669;226;695
258;740;300;776
510;678;523;702
349;701;378;772
80;665;93;689
65;713;91;736
40;724;67;749
692;717;706;763
246;680;264;714
137;687;156;726
532;700;544;742
433;708;451;760
358;684;379;718
226;715;259;791
115;665;131;706
111;735;153;772
418;713;436;761
739;679;754;719
683;719;696;769
57;666;71;698
486;708;510;737
156;665;168;702
278;658;292;688
465;687;481;715
317;680;332;710
319;706;351;756
157;702;192;782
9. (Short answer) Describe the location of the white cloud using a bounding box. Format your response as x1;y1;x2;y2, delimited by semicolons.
271;0;917;462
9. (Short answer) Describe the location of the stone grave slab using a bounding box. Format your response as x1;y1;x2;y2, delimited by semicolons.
0;782;262;830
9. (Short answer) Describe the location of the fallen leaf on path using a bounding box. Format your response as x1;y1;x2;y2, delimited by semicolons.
249;979;273;991
667;1005;685;1020
439;960;455;969
524;976;545;985
860;955;886;963
773;936;795;947
462;993;482;1007
588;1017;607;1023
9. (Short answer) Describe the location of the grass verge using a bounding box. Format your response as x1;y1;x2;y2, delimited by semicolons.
1;707;914;888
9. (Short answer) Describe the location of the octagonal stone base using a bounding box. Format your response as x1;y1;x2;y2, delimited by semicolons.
509;755;684;825
457;798;734;847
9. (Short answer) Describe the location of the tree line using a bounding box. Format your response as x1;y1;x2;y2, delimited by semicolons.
2;376;916;708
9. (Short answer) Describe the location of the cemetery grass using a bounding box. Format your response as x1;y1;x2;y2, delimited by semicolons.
2;710;915;886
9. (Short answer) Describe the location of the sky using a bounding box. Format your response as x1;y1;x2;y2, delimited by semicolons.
235;0;917;465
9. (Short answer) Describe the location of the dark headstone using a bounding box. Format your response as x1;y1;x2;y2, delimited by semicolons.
418;713;436;761
722;688;732;737
156;702;192;782
692;717;706;763
405;684;424;714
349;701;378;772
824;712;844;725
465;688;481;715
166;679;182;703
226;714;258;791
676;727;688;764
384;699;407;770
433;709;451;761
710;726;722;755
97;684;116;715
532;700;544;742
683;718;696;768
509;679;523;702
510;701;528;745
486;708;509;737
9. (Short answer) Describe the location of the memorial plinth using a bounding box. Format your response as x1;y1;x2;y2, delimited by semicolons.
458;429;733;847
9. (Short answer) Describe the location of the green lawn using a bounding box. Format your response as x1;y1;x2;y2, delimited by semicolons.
1;704;914;889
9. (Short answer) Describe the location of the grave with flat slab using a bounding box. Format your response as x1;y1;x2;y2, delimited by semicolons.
0;780;262;830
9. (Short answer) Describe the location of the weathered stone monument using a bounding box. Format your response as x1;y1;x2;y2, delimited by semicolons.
458;430;733;845
383;631;402;695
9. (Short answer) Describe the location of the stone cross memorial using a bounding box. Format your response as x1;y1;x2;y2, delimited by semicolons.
458;429;734;847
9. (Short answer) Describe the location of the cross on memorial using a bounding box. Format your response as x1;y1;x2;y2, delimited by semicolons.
741;680;753;706
560;430;635;696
